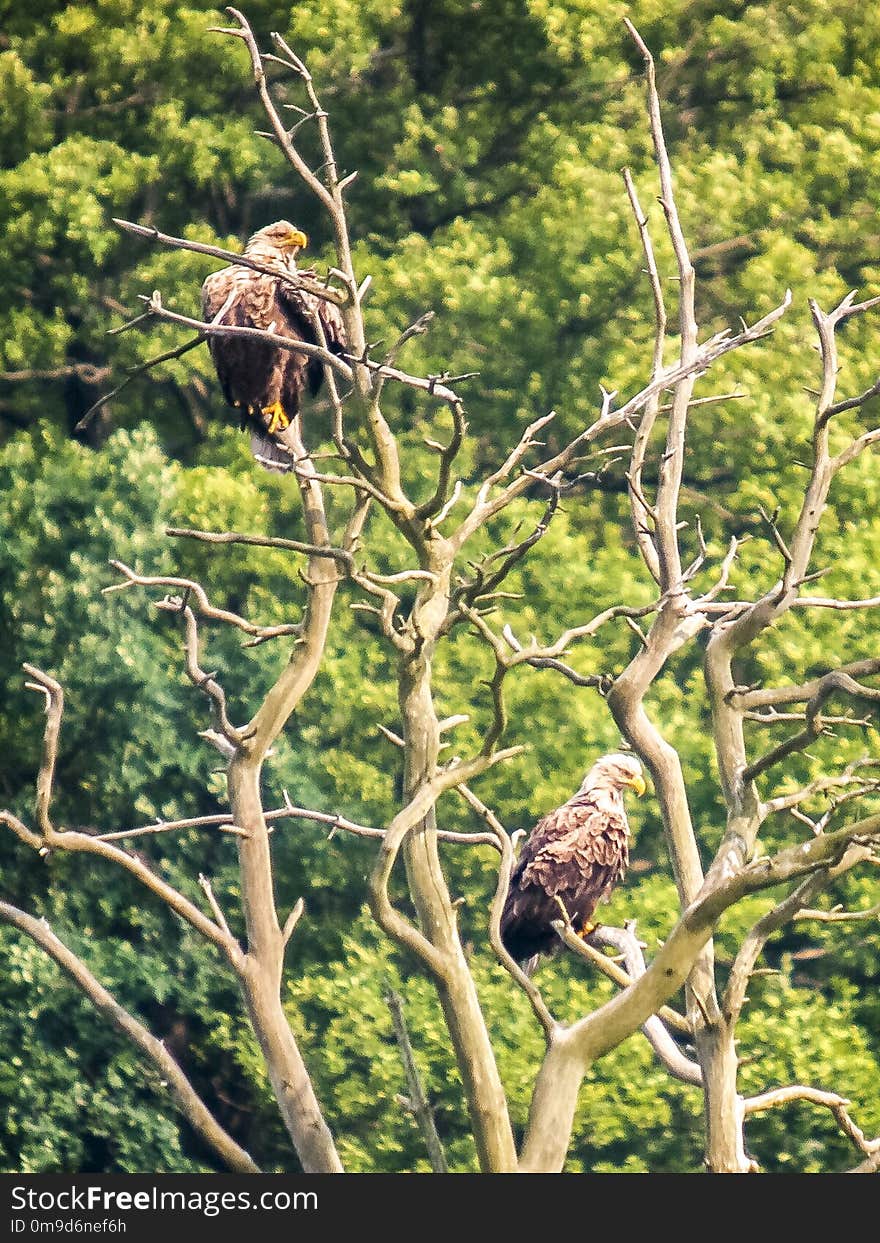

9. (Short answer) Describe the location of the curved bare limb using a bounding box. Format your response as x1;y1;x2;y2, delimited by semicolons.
555;921;702;1086
743;1085;880;1170
456;783;556;1040
7;670;240;962
0;902;260;1174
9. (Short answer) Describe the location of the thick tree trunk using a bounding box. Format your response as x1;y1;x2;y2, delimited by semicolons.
398;649;518;1173
229;758;343;1172
696;1021;752;1172
218;417;352;1172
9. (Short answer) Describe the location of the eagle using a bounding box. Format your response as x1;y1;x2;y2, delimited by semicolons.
200;220;346;471
500;753;646;972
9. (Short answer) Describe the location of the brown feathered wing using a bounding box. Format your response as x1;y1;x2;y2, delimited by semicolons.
500;789;630;967
200;264;346;471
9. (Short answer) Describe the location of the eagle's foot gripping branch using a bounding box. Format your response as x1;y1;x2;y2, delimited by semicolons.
261;401;290;435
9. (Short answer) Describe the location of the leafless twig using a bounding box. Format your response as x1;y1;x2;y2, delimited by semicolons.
105;560;301;646
385;988;449;1172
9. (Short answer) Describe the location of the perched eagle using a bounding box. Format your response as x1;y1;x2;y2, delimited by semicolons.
200;220;346;471
500;753;646;971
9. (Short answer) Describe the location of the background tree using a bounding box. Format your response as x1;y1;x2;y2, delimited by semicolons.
1;1;879;1173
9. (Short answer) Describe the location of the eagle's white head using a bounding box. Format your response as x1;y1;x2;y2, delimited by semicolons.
244;220;308;264
581;753;647;798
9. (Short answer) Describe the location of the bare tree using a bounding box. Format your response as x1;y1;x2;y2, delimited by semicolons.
3;10;879;1174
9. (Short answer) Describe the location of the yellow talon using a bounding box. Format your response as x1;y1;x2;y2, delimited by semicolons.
261;401;290;435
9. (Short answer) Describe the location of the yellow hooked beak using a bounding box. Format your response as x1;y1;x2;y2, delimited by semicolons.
627;773;647;797
285;228;308;251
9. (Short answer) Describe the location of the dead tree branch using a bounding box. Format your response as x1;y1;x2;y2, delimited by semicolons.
385;988;449;1173
554;921;701;1085
743;1085;880;1168
111;219;348;304
742;672;880;784
0;901;260;1174
456;783;556;1039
